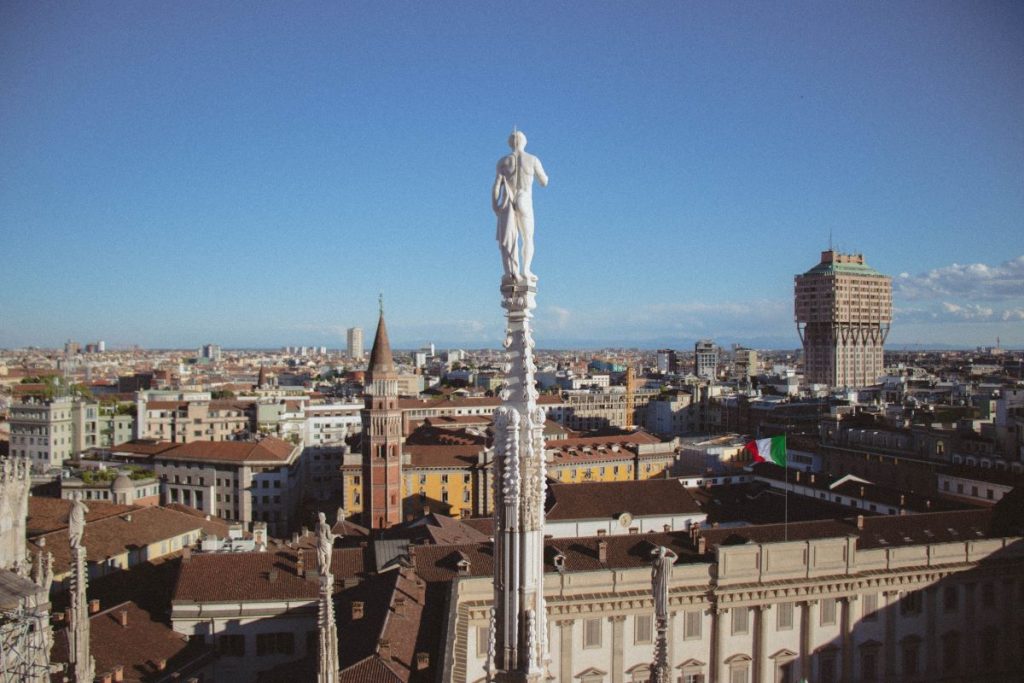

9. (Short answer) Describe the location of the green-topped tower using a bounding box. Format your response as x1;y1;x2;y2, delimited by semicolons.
795;250;892;388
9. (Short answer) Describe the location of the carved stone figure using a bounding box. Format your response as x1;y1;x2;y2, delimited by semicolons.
69;498;89;549
493;130;548;283
316;511;334;574
651;545;676;620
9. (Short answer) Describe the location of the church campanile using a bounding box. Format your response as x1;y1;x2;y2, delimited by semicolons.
361;303;404;532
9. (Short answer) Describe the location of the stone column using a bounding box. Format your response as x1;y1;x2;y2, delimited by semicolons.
883;592;897;679
1001;579;1014;672
610;615;626;683
962;583;976;671
798;601;812;682
557;619;573;683
751;605;764;683
924;586;937;678
710;607;724;683
317;571;339;683
840;596;854;681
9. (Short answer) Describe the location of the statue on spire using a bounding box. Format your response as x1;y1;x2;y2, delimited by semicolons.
492;129;548;284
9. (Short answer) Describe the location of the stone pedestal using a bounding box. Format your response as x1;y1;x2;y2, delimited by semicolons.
317;572;339;683
492;280;548;683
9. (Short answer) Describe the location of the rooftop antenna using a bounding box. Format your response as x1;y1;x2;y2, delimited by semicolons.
828;229;833;251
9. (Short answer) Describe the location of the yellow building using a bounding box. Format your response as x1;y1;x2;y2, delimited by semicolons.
340;427;677;521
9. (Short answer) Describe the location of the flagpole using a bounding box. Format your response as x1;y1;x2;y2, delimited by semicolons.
784;433;789;542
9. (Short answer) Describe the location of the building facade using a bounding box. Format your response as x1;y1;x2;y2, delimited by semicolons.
694;340;718;380
795;250;892;388
346;326;364;359
8;397;74;472
443;511;1024;683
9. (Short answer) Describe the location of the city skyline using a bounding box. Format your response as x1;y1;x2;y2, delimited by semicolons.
2;2;1022;349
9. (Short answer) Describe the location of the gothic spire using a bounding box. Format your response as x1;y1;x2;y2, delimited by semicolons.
367;306;395;379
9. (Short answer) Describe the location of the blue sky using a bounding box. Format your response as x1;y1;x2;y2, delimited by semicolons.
2;1;1022;350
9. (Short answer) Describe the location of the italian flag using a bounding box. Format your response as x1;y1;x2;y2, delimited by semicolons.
744;435;787;467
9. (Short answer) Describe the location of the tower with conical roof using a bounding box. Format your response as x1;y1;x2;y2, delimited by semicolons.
361;298;404;531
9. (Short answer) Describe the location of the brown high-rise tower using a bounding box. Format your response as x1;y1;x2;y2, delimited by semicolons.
795;250;892;388
361;305;404;531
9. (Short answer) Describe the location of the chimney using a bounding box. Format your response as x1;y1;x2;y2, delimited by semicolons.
378;638;392;661
352;601;365;620
597;540;608;563
857;515;865;530
416;652;430;670
698;537;707;555
118;610;128;627
113;665;125;682
89;599;101;614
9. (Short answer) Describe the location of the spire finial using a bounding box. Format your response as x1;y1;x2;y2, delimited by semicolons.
378;292;384;317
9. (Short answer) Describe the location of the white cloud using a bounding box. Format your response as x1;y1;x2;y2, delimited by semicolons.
894;255;1024;301
940;302;994;320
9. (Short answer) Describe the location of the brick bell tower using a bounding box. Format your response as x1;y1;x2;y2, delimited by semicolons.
361;297;404;532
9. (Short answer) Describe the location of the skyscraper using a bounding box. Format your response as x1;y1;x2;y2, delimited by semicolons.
795;249;892;388
346;326;363;359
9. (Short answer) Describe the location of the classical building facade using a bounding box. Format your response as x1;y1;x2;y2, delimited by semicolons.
795;250;892;388
439;510;1024;683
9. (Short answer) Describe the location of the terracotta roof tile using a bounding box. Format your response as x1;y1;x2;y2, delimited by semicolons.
546;479;702;520
29;505;229;577
156;437;296;464
173;547;365;603
52;600;214;682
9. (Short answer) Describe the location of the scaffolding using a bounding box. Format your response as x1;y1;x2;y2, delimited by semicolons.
0;579;52;683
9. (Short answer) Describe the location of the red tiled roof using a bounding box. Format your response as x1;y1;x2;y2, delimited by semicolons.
546;479;702;520
109;440;178;457
27;497;134;538
156;437;295;464
173;547;364;603
405;444;483;468
51;600;214;682
546;430;663;448
28;505;229;576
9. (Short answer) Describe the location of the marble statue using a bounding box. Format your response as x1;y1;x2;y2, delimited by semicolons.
316;511;334;574
651;545;677;620
69;498;89;549
492;129;548;283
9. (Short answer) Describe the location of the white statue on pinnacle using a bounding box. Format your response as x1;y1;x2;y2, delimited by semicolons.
491;130;549;682
493;129;548;284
